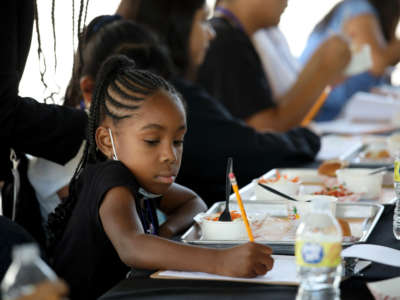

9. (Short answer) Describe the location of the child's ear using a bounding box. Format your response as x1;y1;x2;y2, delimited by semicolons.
95;126;114;159
80;76;95;109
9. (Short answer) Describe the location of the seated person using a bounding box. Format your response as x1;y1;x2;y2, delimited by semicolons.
116;0;321;205
301;0;400;121
194;0;350;132
47;51;274;299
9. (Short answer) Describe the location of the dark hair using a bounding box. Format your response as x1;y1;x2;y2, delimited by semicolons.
135;0;206;75
47;55;182;253
63;16;174;107
33;0;90;103
316;0;400;41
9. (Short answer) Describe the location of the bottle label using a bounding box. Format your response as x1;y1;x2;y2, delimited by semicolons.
295;240;342;267
394;160;400;183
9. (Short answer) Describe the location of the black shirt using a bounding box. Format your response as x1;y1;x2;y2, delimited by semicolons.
172;78;320;206
197;17;275;120
0;0;87;180
52;160;159;300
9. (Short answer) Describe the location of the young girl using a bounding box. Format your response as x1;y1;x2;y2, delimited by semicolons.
47;54;274;300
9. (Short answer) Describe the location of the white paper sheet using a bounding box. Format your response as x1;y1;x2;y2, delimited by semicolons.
312;119;395;135
156;255;299;284
343;92;400;122
317;135;363;161
342;244;400;267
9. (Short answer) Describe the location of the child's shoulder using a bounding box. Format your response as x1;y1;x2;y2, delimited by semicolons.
83;160;138;191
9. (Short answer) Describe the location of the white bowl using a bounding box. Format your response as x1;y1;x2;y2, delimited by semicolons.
336;168;383;200
295;195;337;219
255;179;300;202
194;212;248;240
387;133;400;157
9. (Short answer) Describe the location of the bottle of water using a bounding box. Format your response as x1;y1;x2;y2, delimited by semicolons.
1;243;57;300
393;153;400;240
295;198;342;300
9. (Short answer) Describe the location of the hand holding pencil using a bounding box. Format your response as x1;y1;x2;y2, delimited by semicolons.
216;157;274;278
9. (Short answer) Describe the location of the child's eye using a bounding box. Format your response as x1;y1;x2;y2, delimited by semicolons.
144;140;160;146
174;140;184;146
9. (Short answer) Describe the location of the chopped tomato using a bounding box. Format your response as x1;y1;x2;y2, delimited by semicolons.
314;185;353;197
208;210;242;221
258;170;299;183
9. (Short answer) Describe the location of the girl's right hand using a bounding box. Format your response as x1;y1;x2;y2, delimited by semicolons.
216;242;274;278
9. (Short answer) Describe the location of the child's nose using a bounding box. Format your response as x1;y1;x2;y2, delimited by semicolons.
161;143;178;163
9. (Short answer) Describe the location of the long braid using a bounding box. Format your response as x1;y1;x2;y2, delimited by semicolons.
51;0;57;72
33;1;48;93
46;55;181;254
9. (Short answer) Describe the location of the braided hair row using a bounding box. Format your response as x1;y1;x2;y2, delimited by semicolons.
47;54;181;254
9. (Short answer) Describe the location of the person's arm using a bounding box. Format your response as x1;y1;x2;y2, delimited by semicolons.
343;14;400;75
157;183;207;238
115;0;140;20
99;186;274;277
246;35;351;132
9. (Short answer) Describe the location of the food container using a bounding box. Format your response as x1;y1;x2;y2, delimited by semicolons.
295;195;338;219
336;168;383;200
255;171;300;201
193;212;249;240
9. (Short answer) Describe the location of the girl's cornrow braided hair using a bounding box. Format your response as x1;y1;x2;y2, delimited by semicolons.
46;54;182;254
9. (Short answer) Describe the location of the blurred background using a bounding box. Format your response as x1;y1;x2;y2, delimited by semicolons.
19;0;400;104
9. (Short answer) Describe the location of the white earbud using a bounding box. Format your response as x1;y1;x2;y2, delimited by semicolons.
108;128;119;161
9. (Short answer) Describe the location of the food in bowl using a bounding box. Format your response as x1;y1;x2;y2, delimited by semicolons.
194;211;249;240
335;168;383;200
255;170;300;201
363;149;390;160
318;159;347;177
313;184;360;202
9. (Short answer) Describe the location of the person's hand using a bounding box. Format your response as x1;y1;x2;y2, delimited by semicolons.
216;242;274;277
318;35;352;85
16;280;69;300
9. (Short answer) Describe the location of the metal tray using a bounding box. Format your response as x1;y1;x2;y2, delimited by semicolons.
235;168;396;204
347;142;393;167
181;201;384;254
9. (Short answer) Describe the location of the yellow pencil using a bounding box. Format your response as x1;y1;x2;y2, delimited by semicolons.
228;172;254;242
301;86;332;126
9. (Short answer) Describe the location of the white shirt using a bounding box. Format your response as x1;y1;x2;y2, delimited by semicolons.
252;27;300;99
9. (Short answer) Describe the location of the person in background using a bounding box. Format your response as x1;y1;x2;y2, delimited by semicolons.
116;0;321;205
0;0;88;256
47;51;273;299
194;0;350;132
301;0;400;121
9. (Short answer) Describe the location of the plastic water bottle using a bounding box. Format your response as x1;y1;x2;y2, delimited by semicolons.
1;243;57;300
393;153;400;240
295;198;342;300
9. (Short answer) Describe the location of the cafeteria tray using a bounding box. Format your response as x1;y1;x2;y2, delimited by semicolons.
232;168;395;204
181;200;384;253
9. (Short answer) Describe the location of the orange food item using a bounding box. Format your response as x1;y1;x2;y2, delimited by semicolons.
337;218;351;237
258;170;299;184
364;149;390;159
209;210;242;221
318;160;346;177
314;185;353;197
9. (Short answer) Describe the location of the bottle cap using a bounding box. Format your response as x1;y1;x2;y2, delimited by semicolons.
12;243;40;261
